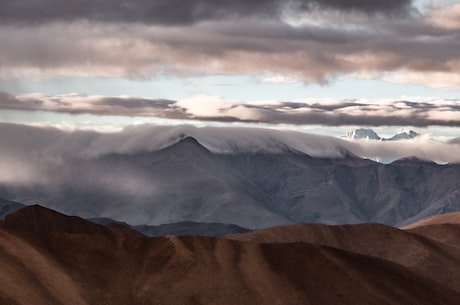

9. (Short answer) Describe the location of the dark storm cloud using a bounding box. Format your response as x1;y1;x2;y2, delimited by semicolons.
2;92;459;127
0;0;412;25
299;0;412;14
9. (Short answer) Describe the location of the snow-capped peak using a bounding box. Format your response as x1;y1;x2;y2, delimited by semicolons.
346;128;381;140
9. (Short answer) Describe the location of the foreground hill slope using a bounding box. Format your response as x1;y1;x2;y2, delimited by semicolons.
1;206;460;305
227;222;460;292
401;212;460;248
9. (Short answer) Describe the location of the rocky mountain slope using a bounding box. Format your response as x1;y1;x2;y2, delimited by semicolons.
1;136;460;229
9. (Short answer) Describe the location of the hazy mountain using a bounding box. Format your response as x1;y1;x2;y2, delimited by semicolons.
388;129;419;140
1;136;460;229
89;217;251;237
132;221;251;237
0;198;24;218
1;205;460;305
448;137;460;145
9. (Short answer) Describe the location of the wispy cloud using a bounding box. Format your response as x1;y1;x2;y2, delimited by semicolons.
2;92;459;127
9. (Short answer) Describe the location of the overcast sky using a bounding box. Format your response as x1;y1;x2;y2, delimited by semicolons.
0;0;459;137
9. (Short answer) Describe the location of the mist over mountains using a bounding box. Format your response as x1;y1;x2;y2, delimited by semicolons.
1;123;459;229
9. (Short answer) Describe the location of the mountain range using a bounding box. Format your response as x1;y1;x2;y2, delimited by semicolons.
1;205;460;305
1;136;459;229
345;128;419;140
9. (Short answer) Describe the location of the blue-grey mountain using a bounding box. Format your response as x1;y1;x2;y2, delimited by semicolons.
1;136;459;229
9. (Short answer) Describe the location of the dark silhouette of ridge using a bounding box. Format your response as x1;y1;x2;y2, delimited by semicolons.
162;135;211;154
1;205;112;235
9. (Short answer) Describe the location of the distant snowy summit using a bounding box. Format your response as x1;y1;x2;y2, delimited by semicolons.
387;130;419;141
346;128;381;140
346;128;419;141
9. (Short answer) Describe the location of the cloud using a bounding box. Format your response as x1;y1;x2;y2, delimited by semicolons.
0;5;459;88
261;75;299;84
2;92;460;127
426;3;460;30
383;70;460;88
0;92;181;117
0;1;459;88
0;123;459;188
0;0;412;25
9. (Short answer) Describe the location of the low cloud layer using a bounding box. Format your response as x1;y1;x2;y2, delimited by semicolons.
0;123;459;183
2;92;459;127
0;122;458;218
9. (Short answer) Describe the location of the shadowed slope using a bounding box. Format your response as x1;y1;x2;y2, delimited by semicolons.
1;206;460;305
406;224;460;249
1;205;112;235
227;222;460;292
400;212;460;248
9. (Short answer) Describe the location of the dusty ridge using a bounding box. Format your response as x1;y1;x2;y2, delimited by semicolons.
400;212;460;248
226;222;460;292
1;206;460;305
405;224;460;249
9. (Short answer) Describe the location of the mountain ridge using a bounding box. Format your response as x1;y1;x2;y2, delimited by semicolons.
345;128;419;141
2;137;460;229
1;205;460;305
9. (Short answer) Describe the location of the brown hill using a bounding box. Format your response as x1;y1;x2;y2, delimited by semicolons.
226;222;460;292
1;205;112;235
1;206;460;305
399;212;460;248
405;224;460;249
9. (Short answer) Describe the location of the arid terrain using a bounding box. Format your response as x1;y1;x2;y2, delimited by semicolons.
1;205;460;305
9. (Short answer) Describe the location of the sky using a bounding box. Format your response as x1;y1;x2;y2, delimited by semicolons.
0;0;459;140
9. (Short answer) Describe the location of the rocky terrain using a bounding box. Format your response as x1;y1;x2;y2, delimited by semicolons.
2;136;459;229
